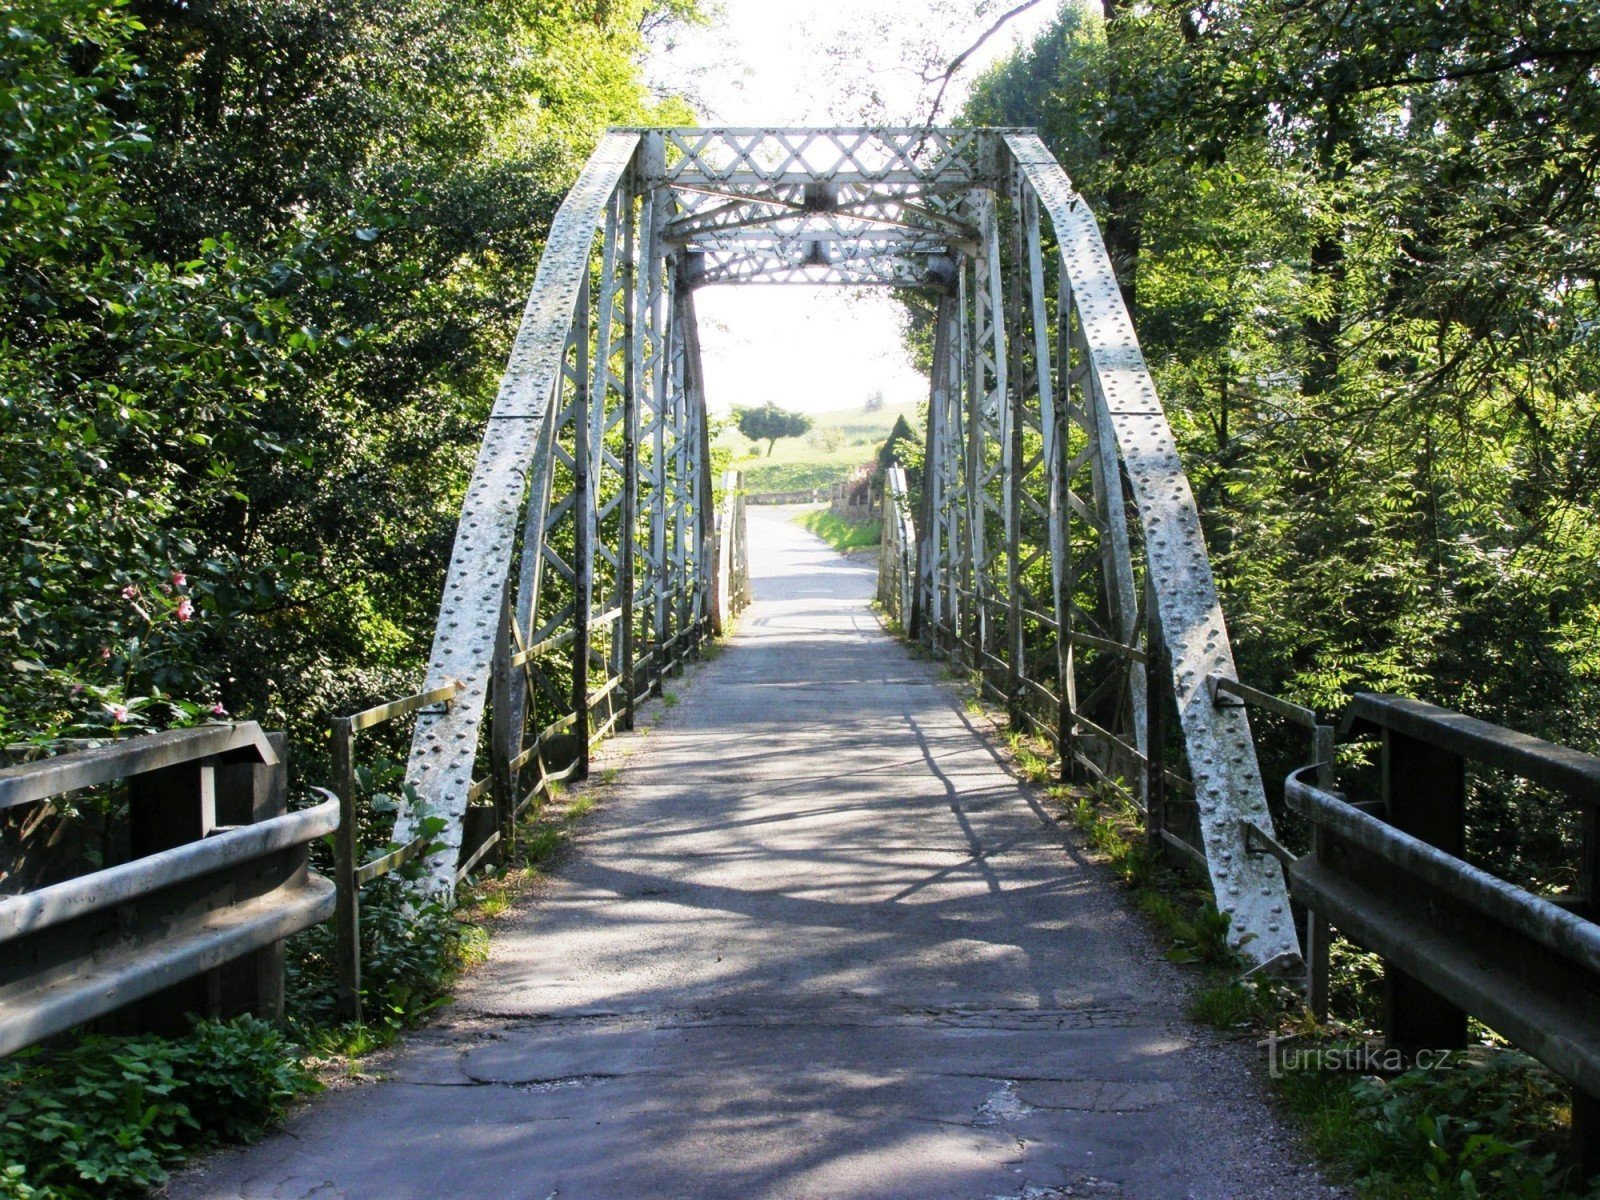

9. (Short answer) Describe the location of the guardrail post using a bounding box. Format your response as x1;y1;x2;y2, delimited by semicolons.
126;750;219;1028
214;732;289;1021
1381;726;1468;1054
1574;1093;1600;1187
1305;722;1336;1021
330;716;362;1024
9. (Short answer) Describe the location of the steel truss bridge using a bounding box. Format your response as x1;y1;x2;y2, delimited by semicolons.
8;130;1600;1170
393;126;1300;970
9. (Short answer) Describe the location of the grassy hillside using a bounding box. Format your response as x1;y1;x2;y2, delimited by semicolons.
717;403;918;494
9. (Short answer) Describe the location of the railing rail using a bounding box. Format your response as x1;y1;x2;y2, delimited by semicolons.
0;723;334;1057
877;465;915;627
1280;693;1600;1176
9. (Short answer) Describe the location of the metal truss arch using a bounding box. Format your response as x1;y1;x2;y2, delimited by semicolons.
399;126;1297;971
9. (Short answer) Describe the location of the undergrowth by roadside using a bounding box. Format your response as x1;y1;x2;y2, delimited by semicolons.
796;507;881;552
0;775;607;1199
961;681;1600;1200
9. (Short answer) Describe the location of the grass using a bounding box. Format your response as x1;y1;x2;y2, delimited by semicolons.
796;507;882;552
718;402;916;494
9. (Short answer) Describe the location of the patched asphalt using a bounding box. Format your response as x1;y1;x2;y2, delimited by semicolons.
167;507;1334;1200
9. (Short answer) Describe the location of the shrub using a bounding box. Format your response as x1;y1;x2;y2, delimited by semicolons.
0;1018;315;1199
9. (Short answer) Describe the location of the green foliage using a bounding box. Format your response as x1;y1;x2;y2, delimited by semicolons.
735;402;813;456
963;0;1600;890
876;414;917;469
285;875;473;1032
1277;1051;1600;1200
0;1018;315;1199
797;509;882;552
0;0;702;754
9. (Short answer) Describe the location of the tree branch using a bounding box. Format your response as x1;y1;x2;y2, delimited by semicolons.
921;0;1046;127
1349;43;1600;95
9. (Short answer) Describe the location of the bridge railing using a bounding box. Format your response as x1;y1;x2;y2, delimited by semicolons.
713;469;751;633
0;724;336;1056
877;466;915;627
1275;694;1600;1176
329;681;465;1024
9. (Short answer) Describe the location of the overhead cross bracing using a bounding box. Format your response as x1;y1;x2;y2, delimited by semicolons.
394;126;1302;971
652;128;986;287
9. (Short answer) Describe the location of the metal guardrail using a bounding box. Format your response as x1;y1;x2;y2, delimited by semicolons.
1279;694;1600;1177
0;723;335;1057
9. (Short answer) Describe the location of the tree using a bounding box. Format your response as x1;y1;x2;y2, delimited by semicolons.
0;0;703;745
736;403;812;456
864;388;885;412
877;415;916;469
955;0;1600;889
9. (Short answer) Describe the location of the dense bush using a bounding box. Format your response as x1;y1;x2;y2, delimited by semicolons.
0;1018;315;1200
0;0;699;755
286;874;482;1031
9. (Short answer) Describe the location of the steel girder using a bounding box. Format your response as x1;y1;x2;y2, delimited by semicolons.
397;127;1297;971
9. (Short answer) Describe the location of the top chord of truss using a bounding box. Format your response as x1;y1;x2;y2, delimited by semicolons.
634;127;1019;186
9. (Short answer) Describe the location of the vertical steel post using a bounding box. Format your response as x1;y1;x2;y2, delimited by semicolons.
962;252;984;673
1004;168;1027;729
330;715;361;1024
649;269;674;692
1028;187;1074;778
621;171;641;730
943;280;965;659
571;275;593;781
1083;353;1147;768
913;293;950;645
682;290;715;646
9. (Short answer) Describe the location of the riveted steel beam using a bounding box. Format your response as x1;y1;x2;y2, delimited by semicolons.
396;132;639;896
1003;131;1297;967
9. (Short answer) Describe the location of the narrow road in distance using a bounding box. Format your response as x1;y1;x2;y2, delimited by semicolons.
171;507;1331;1200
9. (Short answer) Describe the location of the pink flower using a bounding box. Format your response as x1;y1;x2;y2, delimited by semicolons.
210;702;227;716
171;571;187;588
175;598;194;622
107;704;129;723
121;585;139;600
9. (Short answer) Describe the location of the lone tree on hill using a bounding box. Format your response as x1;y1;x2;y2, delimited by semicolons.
736;402;812;456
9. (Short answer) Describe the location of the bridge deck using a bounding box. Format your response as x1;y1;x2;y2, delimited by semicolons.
172;510;1327;1200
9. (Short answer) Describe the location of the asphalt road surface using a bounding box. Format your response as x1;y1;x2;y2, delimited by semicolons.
169;506;1333;1200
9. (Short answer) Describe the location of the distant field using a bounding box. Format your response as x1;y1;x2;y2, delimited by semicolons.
717;403;919;494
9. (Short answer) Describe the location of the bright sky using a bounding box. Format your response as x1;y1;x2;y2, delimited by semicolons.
645;0;1063;414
